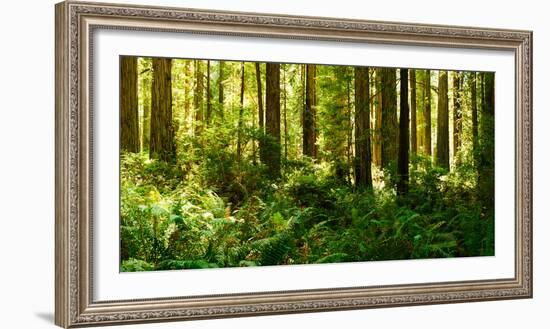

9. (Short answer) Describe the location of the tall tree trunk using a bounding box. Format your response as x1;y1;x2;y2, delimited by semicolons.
142;93;151;152
282;64;288;161
237;62;245;162
140;58;152;152
452;71;462;158
471;72;479;166
374;68;376;167
397;68;410;195
354;66;372;188
206;60;212;125
373;69;383;168
218;61;224;119
301;65;306;156
417;73;424;155
182;60;191;133
256;63;266;164
193;60;203;136
347;71;352;172
436;70;449;170
479;72;495;201
265;63;281;176
423;70;432;156
380;68;398;168
313;68;319;159
410;69;417;155
303;64;317;158
120;56;140;153
150;57;174;162
256;63;264;131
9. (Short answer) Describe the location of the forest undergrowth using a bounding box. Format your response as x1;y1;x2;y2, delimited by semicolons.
120;145;494;272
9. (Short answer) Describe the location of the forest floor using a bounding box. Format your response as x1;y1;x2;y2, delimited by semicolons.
119;151;494;272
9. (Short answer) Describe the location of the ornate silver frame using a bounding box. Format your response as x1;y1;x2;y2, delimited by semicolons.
55;1;533;327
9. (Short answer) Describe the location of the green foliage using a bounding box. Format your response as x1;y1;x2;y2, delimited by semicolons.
120;147;494;271
120;60;494;272
157;260;218;270
121;259;155;272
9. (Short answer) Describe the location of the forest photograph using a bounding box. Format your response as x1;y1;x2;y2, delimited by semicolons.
119;55;495;272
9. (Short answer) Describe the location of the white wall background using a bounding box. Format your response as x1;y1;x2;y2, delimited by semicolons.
0;0;545;328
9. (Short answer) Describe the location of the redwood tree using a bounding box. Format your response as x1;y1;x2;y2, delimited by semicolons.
354;66;372;188
150;57;174;161
471;72;479;164
397;68;410;195
256;63;266;164
120;56;140;153
265;63;281;176
423;70;432;156
256;63;264;130
436;70;449;170
410;69;417;155
373;69;383;168
193;60;203;135
237;62;245;162
303;64;317;158
140;58;152;153
452;71;462;157
206;60;212;125
380;68;398;168
218;61;224;118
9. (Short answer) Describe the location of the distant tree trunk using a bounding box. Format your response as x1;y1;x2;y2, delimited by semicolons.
237;62;245;162
282;64;288;161
206;60;212;125
150;57;174;162
303;64;317;158
452;71;462;158
256;63;266;164
256;63;264;131
313;68;318;158
142;94;151;152
140;58;152;152
369;72;376;163
301;64;306;156
265;63;281;176
380;68;398;168
373;69;383;168
436;70;449;170
423;70;432;156
120;56;140;153
218;61;224;119
347;72;352;172
479;72;486;185
410;69;417;155
354;66;372;188
397;68;410;195
471;72;479;165
182;60;191;132
417;71;424;155
193;60;203;136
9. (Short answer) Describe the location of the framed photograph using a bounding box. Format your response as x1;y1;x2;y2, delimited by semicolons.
55;1;532;327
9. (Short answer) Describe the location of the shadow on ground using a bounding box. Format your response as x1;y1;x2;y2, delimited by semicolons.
34;312;54;324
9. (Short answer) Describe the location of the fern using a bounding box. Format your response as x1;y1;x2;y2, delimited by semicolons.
156;259;218;270
253;233;292;266
120;259;154;272
315;253;350;264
